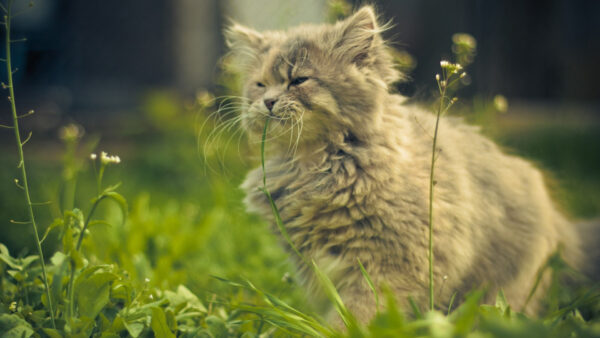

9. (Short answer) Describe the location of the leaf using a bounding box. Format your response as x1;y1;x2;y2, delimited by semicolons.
151;307;176;338
64;208;85;230
165;309;177;332
0;244;22;270
19;255;39;270
87;219;113;229
98;332;121;338
164;285;207;313
495;289;512;318
407;296;423;319
49;251;68;306
0;314;34;338
447;291;457;315
102;191;128;225
449;289;484;335
40;218;64;244
62;227;75;256
102;182;122;193
41;328;63;338
123;321;145;338
358;258;379;311
205;315;228;338
75;266;118;319
311;260;358;330
68;316;96;337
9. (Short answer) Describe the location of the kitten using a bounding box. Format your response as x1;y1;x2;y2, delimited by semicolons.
225;6;596;323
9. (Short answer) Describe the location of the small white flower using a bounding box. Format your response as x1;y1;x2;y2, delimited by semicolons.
460;72;467;78
440;60;449;68
440;80;447;87
145;278;150;283
435;74;440;81
90;153;97;160
100;151;121;165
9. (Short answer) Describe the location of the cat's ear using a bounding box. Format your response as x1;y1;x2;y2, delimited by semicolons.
224;23;266;70
225;23;264;51
332;6;401;84
335;6;380;66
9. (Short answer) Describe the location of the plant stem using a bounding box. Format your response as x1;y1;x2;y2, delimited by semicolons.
259;117;307;265
67;194;106;319
428;83;446;311
3;0;56;328
76;195;105;251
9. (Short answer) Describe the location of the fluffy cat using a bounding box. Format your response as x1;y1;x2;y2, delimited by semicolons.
225;6;596;323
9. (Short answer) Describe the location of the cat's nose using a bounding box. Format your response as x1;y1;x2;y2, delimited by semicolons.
264;98;277;112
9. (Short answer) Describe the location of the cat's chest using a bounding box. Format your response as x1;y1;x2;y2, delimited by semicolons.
244;155;389;222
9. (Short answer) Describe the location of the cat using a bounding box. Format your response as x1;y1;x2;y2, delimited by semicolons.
224;5;597;324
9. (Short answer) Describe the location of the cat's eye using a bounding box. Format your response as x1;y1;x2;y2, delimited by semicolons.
289;77;309;86
256;82;265;88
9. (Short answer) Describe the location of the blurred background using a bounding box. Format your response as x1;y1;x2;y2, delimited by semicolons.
0;0;599;306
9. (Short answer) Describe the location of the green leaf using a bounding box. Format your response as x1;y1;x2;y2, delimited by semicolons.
0;314;34;338
102;191;128;225
87;219;113;229
62;227;75;256
109;316;127;335
164;285;207;313
165;309;177;332
18;255;39;269
68;316;96;337
123;321;145;338
407;296;423;319
495;289;513;318
449;290;484;335
0;244;23;270
311;260;358;331
102;182;122;194
151;307;176;338
40;218;64;244
64;208;85;230
205;315;228;338
75;266;118;319
358;258;379;311
99;332;121;338
50;251;68;307
41;328;63;338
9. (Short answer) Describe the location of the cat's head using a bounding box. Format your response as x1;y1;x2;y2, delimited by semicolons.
225;6;399;153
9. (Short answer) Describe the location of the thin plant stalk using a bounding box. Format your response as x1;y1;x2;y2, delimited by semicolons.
428;90;444;311
66;194;106;319
429;63;462;311
259;117;307;265
3;0;56;328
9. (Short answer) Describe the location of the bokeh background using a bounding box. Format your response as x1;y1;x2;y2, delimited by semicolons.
1;0;599;307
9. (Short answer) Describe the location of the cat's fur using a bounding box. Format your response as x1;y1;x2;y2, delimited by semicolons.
225;6;596;322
